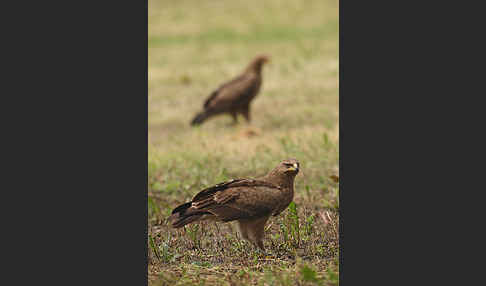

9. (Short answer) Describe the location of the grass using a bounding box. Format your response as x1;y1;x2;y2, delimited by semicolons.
148;0;339;284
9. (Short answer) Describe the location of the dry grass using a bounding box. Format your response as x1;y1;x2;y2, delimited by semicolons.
149;0;339;284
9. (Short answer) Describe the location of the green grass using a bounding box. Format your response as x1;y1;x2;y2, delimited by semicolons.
149;0;339;284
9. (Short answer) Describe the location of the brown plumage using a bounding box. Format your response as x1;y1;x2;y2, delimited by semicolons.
168;159;300;251
190;55;270;126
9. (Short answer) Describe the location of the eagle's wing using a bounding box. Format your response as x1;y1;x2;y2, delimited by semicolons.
203;75;245;108
190;179;282;222
203;73;260;111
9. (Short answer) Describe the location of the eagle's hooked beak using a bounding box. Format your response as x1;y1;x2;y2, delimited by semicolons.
288;163;299;172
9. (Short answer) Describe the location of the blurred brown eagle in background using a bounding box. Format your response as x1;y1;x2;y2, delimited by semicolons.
190;55;270;126
169;159;299;251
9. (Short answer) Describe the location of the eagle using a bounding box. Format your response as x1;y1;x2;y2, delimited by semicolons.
168;159;299;251
190;54;270;126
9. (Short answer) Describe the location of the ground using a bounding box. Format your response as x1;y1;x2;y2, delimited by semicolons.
148;0;339;285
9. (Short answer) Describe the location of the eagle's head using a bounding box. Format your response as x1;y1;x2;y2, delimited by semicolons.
280;158;300;175
264;158;300;187
247;54;271;73
269;158;300;176
256;54;270;64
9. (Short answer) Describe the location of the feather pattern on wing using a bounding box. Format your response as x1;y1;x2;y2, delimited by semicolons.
169;178;284;226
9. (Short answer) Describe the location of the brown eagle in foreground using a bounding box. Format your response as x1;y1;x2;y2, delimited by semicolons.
168;159;299;251
190;55;270;126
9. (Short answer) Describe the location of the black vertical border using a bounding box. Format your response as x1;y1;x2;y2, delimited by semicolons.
8;0;150;284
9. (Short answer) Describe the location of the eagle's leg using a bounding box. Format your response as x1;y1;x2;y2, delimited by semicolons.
240;105;251;123
238;219;263;252
237;220;250;241
244;216;270;252
253;226;266;252
228;112;238;126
